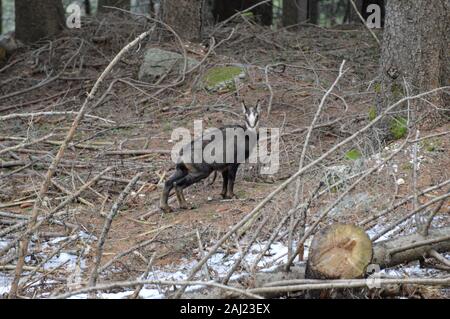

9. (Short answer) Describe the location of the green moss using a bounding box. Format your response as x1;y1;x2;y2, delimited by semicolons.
203;66;245;91
368;106;377;121
401;163;413;171
421;139;441;152
391;83;404;99
373;82;382;94
345;149;362;161
389;117;408;140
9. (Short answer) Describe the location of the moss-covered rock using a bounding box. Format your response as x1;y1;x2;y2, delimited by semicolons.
203;66;245;92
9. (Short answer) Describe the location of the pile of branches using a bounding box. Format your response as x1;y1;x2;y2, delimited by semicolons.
0;10;449;299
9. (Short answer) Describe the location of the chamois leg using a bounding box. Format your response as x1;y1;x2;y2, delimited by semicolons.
176;169;211;189
160;167;187;213
173;170;210;209
175;186;189;209
221;170;228;198
225;165;239;199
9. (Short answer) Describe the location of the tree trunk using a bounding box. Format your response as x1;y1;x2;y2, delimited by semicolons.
305;224;373;280
162;0;203;42
376;0;448;136
0;0;2;35
282;0;308;27
308;0;319;24
252;0;272;26
98;0;130;12
84;0;91;15
213;0;272;26
345;0;362;24
15;0;65;44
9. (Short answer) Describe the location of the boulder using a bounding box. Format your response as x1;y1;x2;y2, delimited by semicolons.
138;48;199;82
202;65;246;92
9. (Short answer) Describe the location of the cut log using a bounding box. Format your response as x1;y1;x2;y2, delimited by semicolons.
181;226;450;298
305;224;373;279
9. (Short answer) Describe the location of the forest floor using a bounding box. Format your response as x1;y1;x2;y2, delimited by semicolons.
0;12;449;298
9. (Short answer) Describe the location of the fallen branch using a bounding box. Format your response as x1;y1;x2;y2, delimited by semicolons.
0;133;53;156
249;277;449;295
0;111;115;124
88;172;143;290
172;85;449;298
7;28;153;298
52;279;263;299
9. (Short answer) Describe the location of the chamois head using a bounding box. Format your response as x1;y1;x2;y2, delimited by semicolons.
241;100;261;131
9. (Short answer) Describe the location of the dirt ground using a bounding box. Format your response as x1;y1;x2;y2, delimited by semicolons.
0;12;449;298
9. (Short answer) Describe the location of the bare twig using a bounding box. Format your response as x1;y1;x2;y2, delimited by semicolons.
53;279;263;299
0;167;112;255
7;28;152;298
0;133;53;156
349;0;381;45
129;252;157;299
88;172;143;290
249;277;449;294
428;249;450;267
371;191;450;241
173;86;449;298
289;60;347;261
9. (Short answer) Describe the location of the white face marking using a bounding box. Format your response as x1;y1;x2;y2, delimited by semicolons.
242;102;261;130
248;111;257;128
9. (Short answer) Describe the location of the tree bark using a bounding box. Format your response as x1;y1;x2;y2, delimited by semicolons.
98;0;130;12
212;0;272;26
282;0;308;27
308;0;319;24
15;0;65;43
84;0;91;15
345;0;362;24
162;0;203;42
0;0;2;35
252;0;272;26
376;0;449;136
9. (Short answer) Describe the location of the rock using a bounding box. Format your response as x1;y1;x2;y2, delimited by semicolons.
138;48;199;82
202;65;246;92
329;192;377;217
0;32;21;53
396;178;405;185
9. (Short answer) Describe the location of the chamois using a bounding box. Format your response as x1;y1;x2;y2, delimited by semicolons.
160;100;261;213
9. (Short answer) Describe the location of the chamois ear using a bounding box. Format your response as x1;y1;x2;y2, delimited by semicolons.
241;101;248;114
255;99;261;114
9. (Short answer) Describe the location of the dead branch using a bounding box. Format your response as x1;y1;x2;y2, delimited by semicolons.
249;277;449;295
0;133;53;156
428;249;450;267
0;167;112;256
88;172;143;290
371;190;450;241
53;279;263;300
129;252;157;299
173;86;449;298
7;28;153;298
